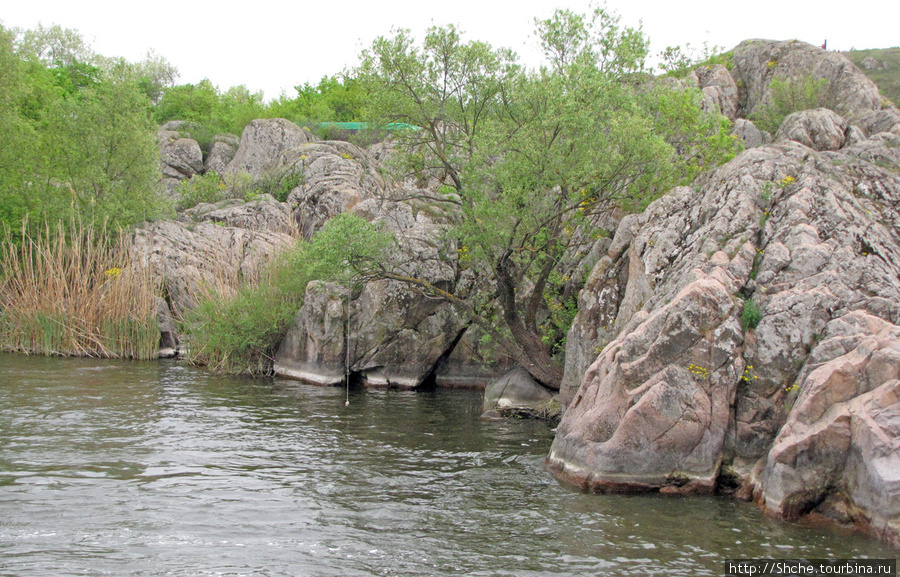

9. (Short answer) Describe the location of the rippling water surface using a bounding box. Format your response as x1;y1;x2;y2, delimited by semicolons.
0;354;894;576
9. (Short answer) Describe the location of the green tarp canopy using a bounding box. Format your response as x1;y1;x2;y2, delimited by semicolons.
314;122;420;131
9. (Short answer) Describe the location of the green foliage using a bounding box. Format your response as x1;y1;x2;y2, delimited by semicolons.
0;24;170;234
187;282;296;375
154;80;265;138
268;74;367;125
16;23;95;66
844;47;900;108
356;10;735;385
187;213;392;374
176;173;230;209
751;75;830;133
253;167;304;203
657;42;733;77
740;298;763;331
132;49;178;104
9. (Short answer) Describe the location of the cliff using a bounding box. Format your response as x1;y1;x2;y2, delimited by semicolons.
550;39;900;545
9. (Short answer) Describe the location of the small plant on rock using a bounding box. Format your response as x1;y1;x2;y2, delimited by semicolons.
740;298;763;331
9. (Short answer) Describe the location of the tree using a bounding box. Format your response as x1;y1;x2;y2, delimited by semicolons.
16;23;95;67
133;49;179;104
266;74;368;126
0;24;168;233
356;9;734;387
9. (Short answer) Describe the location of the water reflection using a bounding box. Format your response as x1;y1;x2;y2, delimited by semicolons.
0;354;894;576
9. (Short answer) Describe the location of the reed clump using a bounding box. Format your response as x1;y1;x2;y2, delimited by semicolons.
0;219;161;360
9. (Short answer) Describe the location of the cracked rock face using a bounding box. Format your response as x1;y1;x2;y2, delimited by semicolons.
731;39;887;124
225;118;318;177
551;128;900;541
133;196;295;317
284;140;386;238
274;192;467;389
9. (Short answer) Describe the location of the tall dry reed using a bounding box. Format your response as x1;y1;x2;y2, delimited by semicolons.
0;219;161;360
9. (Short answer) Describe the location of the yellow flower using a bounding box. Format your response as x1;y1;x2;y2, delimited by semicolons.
105;267;122;279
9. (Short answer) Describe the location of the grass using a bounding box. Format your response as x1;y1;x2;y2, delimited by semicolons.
0;219;161;359
184;212;391;375
844;47;900;107
740;298;763;332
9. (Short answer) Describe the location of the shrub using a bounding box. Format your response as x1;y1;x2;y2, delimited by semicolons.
752;76;830;133
254;167;304;203
740;298;763;331
185;213;392;374
175;172;230;210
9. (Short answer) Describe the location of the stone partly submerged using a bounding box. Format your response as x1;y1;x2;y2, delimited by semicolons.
481;366;561;422
273;185;477;389
549;40;900;544
140;42;900;544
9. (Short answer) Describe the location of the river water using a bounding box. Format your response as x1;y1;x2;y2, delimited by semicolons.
0;354;895;576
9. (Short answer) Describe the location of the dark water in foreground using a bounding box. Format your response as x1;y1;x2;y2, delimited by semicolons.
0;354;895;576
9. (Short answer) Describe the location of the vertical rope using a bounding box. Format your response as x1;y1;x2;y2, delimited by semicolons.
345;292;350;406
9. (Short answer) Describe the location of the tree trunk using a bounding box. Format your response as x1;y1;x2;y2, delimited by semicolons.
495;252;563;389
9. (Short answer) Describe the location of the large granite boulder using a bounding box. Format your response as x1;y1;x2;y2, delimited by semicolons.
692;64;739;120
273;281;350;385
550;128;900;540
776;108;849;151
225;118;318;177
731;39;887;124
284;140;386;237
482;366;560;421
750;311;900;545
732;118;771;149
158;129;204;194
275;188;469;389
204;134;240;175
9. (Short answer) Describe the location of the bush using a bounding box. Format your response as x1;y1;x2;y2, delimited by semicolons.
752;76;830;133
740;298;763;331
187;282;298;375
175;173;230;209
254;167;304;203
185;213;392;374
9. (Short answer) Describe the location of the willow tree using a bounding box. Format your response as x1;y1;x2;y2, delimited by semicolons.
356;8;734;387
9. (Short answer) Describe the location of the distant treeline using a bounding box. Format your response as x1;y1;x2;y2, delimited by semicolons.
0;23;366;235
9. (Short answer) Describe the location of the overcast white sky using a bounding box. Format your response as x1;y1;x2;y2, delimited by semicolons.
3;0;897;101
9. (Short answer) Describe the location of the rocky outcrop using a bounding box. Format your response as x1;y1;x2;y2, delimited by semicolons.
274;186;470;389
205;134;240;175
693;64;739;120
731;118;771;149
732;40;886;122
184;194;296;235
134;196;295;317
158;129;204;194
550;115;900;540
750;311;900;543
731;40;900;140
283;140;386;237
225;118;318;177
273;281;350;384
776;108;849;151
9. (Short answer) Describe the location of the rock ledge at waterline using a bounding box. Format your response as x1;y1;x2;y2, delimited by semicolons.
549;40;900;545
